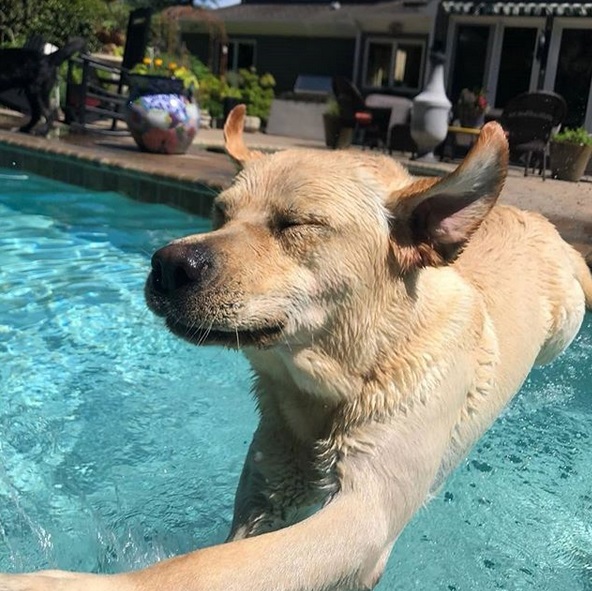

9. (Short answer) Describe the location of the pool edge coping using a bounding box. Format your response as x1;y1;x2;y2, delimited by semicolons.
0;133;226;218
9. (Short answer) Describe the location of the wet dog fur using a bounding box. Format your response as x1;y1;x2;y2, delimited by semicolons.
1;105;590;591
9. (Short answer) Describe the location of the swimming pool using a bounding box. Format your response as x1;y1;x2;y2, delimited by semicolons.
0;169;590;589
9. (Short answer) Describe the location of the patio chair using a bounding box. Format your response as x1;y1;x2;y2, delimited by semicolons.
500;91;567;180
331;76;377;148
65;7;152;133
382;95;415;155
331;77;414;152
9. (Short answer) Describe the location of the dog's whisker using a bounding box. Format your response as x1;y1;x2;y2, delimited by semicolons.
190;319;209;346
280;326;292;349
195;316;217;346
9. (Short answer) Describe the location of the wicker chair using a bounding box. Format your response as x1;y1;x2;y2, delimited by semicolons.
500;91;567;180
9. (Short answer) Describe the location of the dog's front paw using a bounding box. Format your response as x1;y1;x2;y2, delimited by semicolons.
0;570;78;591
0;573;40;591
0;570;134;591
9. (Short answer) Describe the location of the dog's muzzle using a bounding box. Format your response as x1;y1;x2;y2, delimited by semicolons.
150;242;214;295
146;241;286;348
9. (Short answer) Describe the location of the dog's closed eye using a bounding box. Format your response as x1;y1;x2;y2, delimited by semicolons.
275;216;331;236
276;218;304;232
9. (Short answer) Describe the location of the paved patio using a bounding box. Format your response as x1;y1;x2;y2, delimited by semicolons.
0;109;590;264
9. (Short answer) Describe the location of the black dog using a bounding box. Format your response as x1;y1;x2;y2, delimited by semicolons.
0;38;85;135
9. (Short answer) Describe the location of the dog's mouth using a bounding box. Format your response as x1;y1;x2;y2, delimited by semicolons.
144;239;293;349
146;274;286;348
165;316;286;349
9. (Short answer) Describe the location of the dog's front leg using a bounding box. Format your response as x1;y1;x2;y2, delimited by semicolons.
19;89;41;134
126;419;446;591
0;416;449;591
227;420;324;541
0;485;395;591
0;570;134;591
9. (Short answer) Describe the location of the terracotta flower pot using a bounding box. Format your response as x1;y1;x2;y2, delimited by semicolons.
550;141;592;182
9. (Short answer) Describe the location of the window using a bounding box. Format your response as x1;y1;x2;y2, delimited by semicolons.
227;40;256;72
495;27;538;108
450;25;491;102
554;28;592;128
448;18;546;111
363;39;425;91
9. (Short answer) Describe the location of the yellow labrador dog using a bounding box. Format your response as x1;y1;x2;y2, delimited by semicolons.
2;105;591;591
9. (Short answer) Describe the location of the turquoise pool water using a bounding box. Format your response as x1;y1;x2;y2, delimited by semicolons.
0;169;590;589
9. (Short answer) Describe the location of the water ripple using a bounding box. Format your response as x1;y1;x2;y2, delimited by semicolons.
0;170;590;589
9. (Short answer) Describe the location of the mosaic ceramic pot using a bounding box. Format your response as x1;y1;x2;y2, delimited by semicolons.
125;93;199;155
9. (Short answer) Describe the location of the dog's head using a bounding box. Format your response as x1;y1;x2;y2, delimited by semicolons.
146;105;508;350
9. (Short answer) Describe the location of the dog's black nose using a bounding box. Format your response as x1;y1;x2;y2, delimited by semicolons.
150;243;214;294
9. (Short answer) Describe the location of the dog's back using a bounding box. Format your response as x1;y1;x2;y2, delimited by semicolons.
459;204;589;365
0;38;85;88
439;204;591;466
0;38;84;133
0;48;46;91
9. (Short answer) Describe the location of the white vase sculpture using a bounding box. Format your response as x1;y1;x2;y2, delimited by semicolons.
410;50;452;161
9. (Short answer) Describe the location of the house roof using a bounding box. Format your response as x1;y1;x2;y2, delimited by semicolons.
212;0;430;20
179;1;437;36
441;0;592;16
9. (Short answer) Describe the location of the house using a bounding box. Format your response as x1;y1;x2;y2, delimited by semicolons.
440;0;592;129
180;0;439;98
179;0;592;130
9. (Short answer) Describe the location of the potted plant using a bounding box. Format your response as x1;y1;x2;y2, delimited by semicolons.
550;127;592;182
128;57;198;99
323;97;353;149
456;87;488;129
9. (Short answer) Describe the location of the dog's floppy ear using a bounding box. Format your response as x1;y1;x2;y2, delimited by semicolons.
388;122;509;272
224;105;264;166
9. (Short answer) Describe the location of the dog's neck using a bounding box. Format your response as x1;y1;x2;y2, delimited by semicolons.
245;266;487;445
